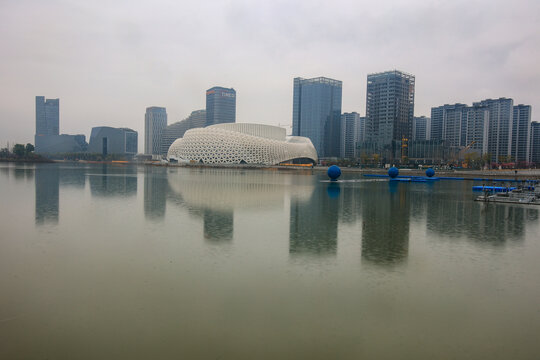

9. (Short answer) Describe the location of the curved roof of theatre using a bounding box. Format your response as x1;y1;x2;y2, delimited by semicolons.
167;123;318;165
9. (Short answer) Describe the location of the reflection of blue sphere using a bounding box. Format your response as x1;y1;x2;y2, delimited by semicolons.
327;165;341;181
426;168;435;177
388;167;399;178
327;183;341;198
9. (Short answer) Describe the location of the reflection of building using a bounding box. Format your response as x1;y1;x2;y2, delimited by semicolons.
425;189;536;244
89;165;137;197
167;168;315;243
145;107;167;155
289;183;339;256
35;165;59;224
292;77;342;158
144;167;167;220
361;182;410;265
88;127;138;157
203;210;233;241
168;123;317;165
160;110;206;155
206;87;236;127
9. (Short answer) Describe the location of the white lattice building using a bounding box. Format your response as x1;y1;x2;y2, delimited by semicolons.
167;123;318;165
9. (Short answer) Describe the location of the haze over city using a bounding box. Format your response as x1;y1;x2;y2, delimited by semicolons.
1;0;539;149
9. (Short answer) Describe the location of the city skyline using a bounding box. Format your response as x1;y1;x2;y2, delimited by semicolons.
1;0;539;148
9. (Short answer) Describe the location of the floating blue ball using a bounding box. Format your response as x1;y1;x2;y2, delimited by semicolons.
425;168;435;178
388;166;399;178
327;165;341;181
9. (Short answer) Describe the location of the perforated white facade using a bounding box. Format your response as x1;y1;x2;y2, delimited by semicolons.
167;123;318;165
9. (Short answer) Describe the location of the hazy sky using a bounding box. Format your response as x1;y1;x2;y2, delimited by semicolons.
1;0;539;149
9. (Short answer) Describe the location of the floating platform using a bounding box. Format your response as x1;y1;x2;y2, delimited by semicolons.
472;185;517;192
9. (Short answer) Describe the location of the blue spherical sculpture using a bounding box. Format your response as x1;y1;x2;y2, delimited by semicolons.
327;165;341;181
425;168;435;178
388;166;399;178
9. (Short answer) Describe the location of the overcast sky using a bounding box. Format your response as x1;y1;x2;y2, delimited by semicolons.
1;0;539;149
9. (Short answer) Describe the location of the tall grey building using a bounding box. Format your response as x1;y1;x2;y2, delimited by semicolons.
473;98;514;162
464;104;490;155
412;116;431;141
365;70;415;161
145;107;167;155
206;87;236;127
161;109;206;155
530;122;540;164
340;112;360;159
512;104;531;163
430;104;467;147
35;96;59;136
292;77;342;158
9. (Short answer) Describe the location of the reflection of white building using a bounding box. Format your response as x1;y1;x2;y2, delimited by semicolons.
167;123;318;165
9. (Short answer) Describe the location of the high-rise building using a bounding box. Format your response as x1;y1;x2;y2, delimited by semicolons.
365;70;415;161
430;104;467;147
35;96;59;136
145;107;167;155
340;112;360;159
292;77;342;158
160;110;206;155
412;116;431;141
512;104;531;163
530;122;540;164
473;98;513;162
206;87;236;127
464;104;490;155
357;116;366;145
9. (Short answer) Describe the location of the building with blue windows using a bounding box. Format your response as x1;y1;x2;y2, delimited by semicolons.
145;106;167;155
35;96;59;136
88;127;138;157
206;87;236;127
292;77;342;158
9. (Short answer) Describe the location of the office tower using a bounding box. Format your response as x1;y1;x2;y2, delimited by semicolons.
430;104;467;147
357;116;366;144
473;98;513;162
530;122;540;164
205;87;236;127
412;116;431;141
365;70;415;161
292;77;342;158
161;110;206;155
145;107;167;155
340;112;360;159
512;105;531;163
35;96;59;136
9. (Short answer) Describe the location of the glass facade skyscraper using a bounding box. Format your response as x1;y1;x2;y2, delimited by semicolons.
292;77;342;158
35;96;59;136
365;70;415;162
206;87;236;127
145;106;167;155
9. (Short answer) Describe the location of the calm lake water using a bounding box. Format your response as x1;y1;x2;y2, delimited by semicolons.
1;163;540;359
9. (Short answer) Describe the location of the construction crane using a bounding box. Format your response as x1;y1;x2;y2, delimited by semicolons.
451;141;476;168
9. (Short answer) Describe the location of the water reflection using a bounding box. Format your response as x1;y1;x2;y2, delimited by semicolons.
144;167;167;221
89;165;137;197
361;182;410;265
35;165;59;225
203;209;233;241
289;182;339;256
426;188;539;244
